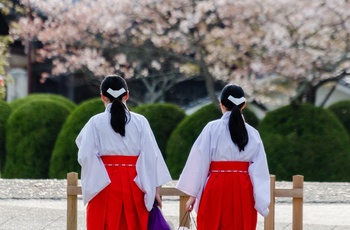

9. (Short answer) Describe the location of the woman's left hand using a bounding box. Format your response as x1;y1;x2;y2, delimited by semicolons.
155;187;162;208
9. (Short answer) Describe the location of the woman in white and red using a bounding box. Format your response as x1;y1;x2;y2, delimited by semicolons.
76;75;171;230
177;84;270;230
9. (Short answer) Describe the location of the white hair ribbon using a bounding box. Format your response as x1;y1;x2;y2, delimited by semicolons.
228;95;246;106
107;88;126;98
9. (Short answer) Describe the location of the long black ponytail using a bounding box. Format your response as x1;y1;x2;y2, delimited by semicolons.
100;75;129;136
220;84;248;151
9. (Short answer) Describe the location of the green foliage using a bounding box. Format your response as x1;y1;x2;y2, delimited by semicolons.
3;100;70;178
49;98;104;178
0;100;11;173
328;100;350;136
133;103;186;160
166;104;221;179
243;106;259;128
259;103;350;182
0;0;29;15
10;93;76;112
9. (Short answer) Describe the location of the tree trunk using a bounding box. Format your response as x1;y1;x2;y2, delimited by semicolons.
199;60;220;109
291;71;350;106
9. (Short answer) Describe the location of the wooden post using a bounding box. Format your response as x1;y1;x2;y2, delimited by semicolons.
264;175;275;230
292;175;303;230
179;196;190;228
67;172;78;230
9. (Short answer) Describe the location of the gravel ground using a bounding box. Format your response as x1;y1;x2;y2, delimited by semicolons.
0;178;349;203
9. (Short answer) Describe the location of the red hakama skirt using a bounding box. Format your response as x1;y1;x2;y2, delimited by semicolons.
197;161;257;230
86;155;148;230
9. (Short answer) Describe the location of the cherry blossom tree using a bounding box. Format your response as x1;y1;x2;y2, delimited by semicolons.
10;0;350;106
256;0;350;105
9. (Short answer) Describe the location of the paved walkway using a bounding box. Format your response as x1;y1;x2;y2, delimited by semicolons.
0;199;350;229
0;179;349;229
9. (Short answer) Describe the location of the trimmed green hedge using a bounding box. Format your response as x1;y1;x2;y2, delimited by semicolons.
49;98;104;178
10;93;76;112
3;100;71;178
244;106;259;128
328;100;350;136
166;104;221;179
133;103;186;160
259;103;350;182
0;100;11;173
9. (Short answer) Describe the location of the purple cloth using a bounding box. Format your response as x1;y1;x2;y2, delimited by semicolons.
148;202;171;230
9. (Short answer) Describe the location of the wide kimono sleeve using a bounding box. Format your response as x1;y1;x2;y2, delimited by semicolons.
134;117;172;211
76;118;111;206
248;139;270;217
176;125;212;212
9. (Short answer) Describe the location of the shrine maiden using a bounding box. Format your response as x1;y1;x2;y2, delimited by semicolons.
76;75;172;230
177;84;270;230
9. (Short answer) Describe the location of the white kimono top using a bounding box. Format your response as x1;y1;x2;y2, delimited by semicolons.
76;103;172;211
176;111;270;217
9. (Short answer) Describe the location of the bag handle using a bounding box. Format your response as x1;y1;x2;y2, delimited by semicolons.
190;212;197;229
180;211;189;226
178;211;197;230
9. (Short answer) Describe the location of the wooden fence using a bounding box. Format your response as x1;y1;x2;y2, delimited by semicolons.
66;172;304;230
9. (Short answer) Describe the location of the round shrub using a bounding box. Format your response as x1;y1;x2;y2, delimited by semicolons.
166;104;221;179
243;106;259;128
3;100;71;178
0;100;11;173
259;103;350;182
133;103;186;160
328;100;350;136
10;93;76;112
49;98;104;178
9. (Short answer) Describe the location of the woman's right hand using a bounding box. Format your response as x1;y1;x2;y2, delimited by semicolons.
186;196;196;212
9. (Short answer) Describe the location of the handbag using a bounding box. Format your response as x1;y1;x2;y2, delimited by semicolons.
178;211;197;230
148;201;171;230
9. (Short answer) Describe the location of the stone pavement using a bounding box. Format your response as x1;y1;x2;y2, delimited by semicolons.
0;199;350;229
0;178;350;229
